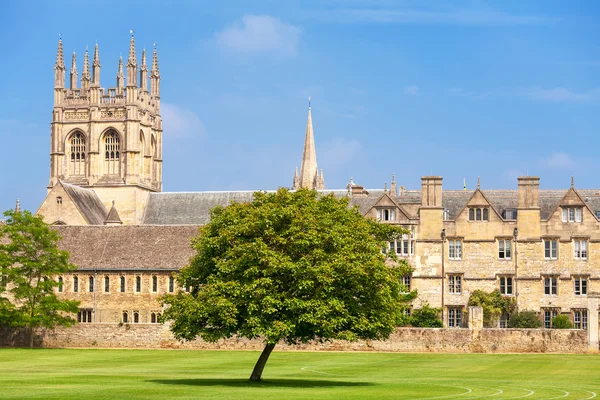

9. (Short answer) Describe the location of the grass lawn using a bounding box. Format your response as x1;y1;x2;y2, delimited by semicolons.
0;349;599;399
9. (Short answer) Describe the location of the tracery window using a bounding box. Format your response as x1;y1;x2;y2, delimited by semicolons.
103;130;120;175
68;132;86;176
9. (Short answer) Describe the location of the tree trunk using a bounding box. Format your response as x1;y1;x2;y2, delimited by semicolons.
249;343;276;381
29;326;34;349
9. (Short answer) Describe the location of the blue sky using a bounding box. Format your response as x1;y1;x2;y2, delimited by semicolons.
1;0;599;213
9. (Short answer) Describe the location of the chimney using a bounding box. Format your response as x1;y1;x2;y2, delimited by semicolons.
517;176;540;209
421;176;443;208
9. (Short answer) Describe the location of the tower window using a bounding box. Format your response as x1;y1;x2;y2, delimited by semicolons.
103;130;121;175
104;276;110;292
120;276;125;292
68;132;86;176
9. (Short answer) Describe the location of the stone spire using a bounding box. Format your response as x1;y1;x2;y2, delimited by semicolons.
92;43;101;86
127;32;137;87
292;167;300;190
54;37;65;88
69;52;78;90
81;47;90;91
140;49;148;92
116;56;124;92
150;43;161;98
296;98;324;190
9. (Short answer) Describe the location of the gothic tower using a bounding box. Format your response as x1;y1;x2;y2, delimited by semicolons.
292;100;325;190
46;34;163;224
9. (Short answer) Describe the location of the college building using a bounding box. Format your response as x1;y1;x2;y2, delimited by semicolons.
34;36;600;333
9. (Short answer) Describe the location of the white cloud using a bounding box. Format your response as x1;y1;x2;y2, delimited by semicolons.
524;87;600;103
404;85;419;95
161;102;206;138
320;137;362;169
538;153;575;170
215;15;301;56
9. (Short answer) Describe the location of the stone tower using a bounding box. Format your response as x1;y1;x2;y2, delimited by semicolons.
47;34;163;224
292;100;325;190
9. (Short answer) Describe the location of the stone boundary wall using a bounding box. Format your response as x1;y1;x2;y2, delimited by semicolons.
0;324;589;353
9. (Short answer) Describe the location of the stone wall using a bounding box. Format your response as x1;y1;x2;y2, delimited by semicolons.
0;324;589;353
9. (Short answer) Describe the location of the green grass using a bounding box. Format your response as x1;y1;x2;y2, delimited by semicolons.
0;349;599;399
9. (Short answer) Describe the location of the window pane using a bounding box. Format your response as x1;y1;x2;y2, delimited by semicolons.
483;208;489;221
576;208;582;222
476;208;482;220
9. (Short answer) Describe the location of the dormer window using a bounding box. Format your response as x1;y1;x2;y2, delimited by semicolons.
468;207;489;221
562;207;582;223
377;208;396;221
502;209;517;220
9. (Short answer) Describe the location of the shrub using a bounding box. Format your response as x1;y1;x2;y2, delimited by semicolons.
468;289;515;328
507;310;542;328
551;315;573;329
398;303;443;328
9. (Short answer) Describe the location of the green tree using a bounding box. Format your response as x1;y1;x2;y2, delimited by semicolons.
0;209;80;348
468;289;515;328
398;303;443;328
507;310;542;328
161;188;414;381
551;314;573;329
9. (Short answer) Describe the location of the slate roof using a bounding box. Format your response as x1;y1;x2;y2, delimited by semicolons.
141;188;600;225
56;225;199;270
61;182;108;225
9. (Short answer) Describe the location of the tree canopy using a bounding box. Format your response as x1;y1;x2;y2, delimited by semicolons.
161;188;414;381
0;209;80;348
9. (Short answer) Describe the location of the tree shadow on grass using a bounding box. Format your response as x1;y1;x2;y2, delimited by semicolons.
148;378;374;388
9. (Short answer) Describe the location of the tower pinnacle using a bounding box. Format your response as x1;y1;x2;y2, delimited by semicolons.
116;56;124;91
81;47;90;91
127;33;137;87
92;43;101;86
69;52;78;90
54;37;65;88
140;49;148;91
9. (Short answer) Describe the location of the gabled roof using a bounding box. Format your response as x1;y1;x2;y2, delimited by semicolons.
104;201;123;225
56;225;200;270
61;182;108;225
453;188;503;221
545;188;599;221
366;192;413;220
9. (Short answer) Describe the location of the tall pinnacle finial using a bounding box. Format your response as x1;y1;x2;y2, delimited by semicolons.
69;52;78;90
128;32;137;66
55;36;65;69
151;43;160;77
116;56;125;90
571;176;575;189
81;47;90;88
477;176;481;189
71;52;77;73
308;96;311;110
141;49;147;70
92;43;101;86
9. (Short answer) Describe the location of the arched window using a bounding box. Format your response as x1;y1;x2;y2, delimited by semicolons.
68;132;86;176
103;130;120;175
151;135;157;183
120;276;125;292
151;313;156;323
135;276;141;293
140;131;147;178
133;311;139;323
104;276;110;292
122;311;128;323
58;276;63;292
168;276;174;293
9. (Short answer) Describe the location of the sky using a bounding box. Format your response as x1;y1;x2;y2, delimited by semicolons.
0;0;599;213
